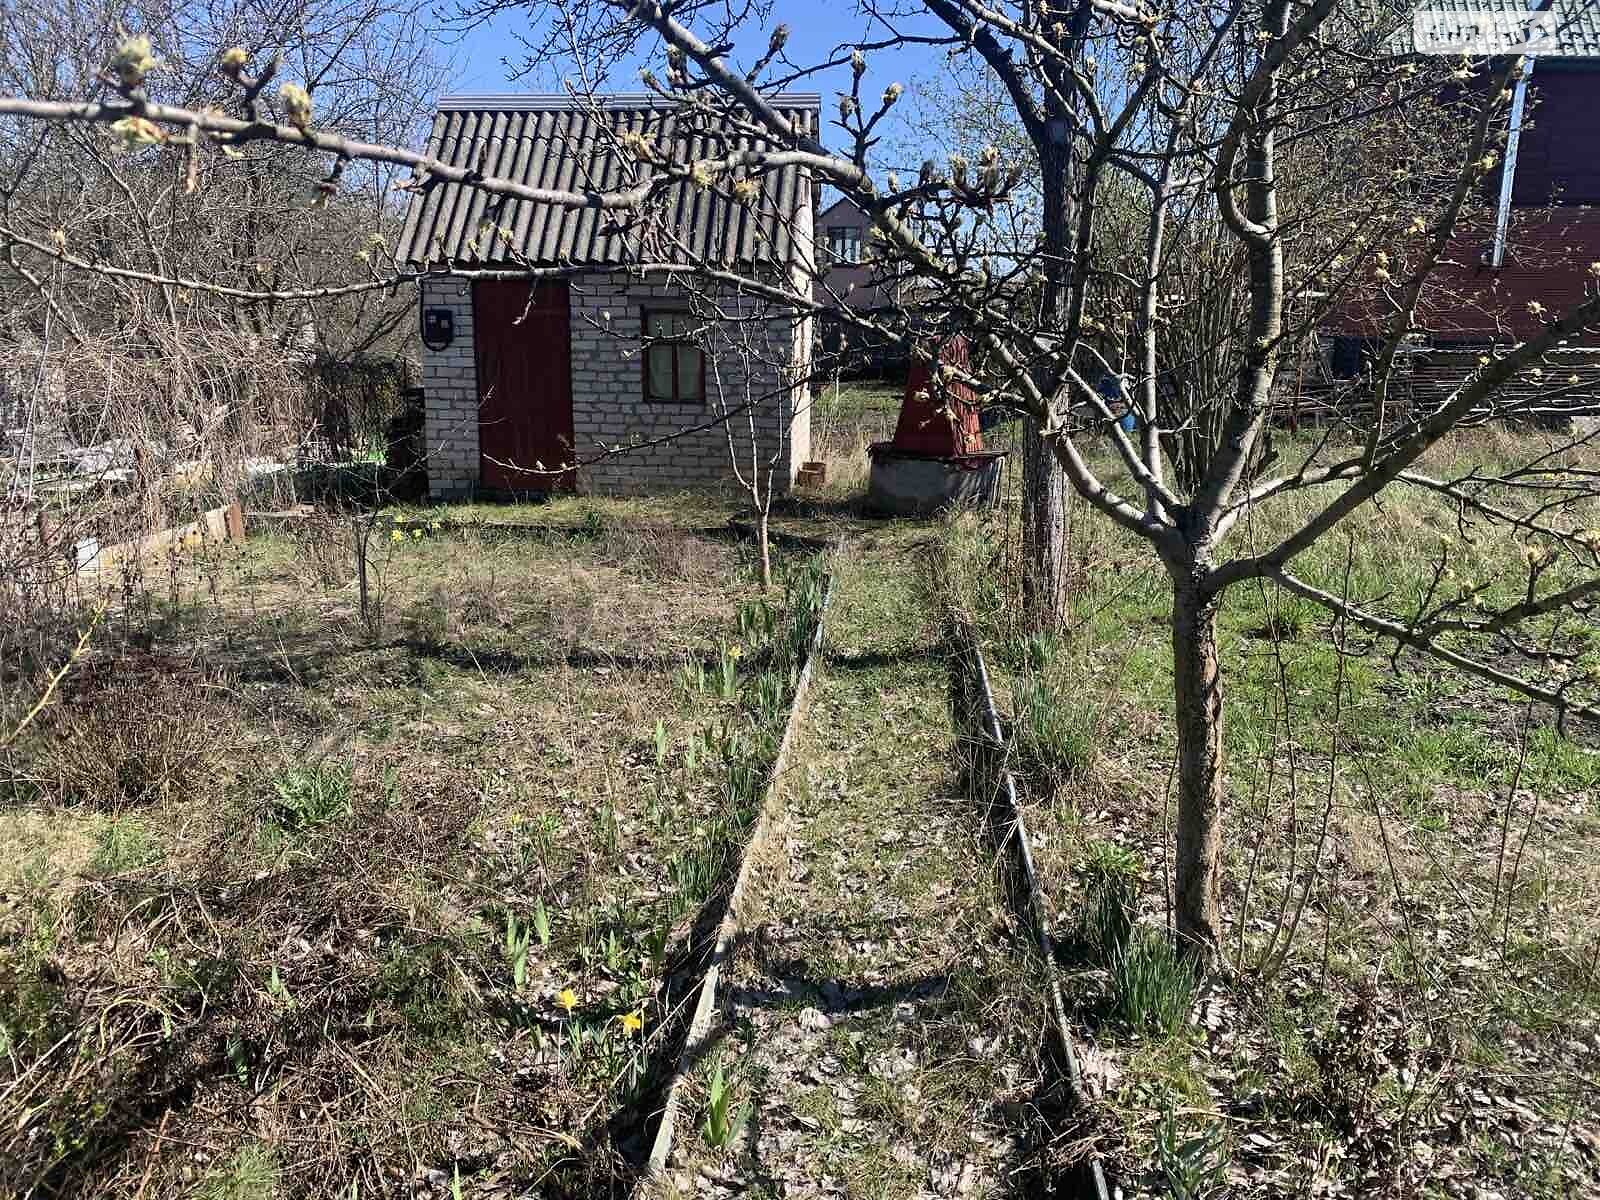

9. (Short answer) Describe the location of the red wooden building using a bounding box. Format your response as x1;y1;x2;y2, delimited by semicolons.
1321;0;1600;410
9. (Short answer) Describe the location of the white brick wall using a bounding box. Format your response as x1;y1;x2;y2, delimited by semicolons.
419;273;812;499
419;278;480;498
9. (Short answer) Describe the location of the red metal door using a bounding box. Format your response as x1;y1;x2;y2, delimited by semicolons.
473;280;575;493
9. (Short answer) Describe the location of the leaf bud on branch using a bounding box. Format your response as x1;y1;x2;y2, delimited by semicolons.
109;34;158;89
279;82;313;130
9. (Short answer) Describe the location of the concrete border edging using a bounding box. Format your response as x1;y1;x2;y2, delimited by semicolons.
640;540;841;1186
948;617;1112;1200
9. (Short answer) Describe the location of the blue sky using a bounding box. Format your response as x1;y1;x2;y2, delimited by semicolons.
437;1;950;161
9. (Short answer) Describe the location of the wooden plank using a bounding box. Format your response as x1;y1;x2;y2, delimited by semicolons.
79;499;246;576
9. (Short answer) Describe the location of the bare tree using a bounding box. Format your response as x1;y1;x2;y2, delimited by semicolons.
0;0;446;703
4;0;1600;969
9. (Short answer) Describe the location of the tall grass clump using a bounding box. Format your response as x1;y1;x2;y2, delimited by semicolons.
1079;839;1139;962
929;508;1009;632
1010;673;1099;791
269;762;352;830
1074;841;1195;1036
775;556;828;679
1110;929;1197;1037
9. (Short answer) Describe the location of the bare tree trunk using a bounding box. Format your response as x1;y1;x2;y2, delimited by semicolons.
1172;574;1225;962
1019;7;1090;629
756;507;772;590
1021;419;1067;624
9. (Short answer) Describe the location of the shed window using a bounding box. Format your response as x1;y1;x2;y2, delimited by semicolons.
827;226;862;265
643;311;705;404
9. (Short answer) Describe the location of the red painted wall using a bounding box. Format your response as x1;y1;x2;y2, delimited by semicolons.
1332;208;1600;344
1331;62;1600;346
1426;208;1600;340
1514;66;1600;205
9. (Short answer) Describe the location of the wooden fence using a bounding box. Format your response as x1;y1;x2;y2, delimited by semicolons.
1278;344;1600;429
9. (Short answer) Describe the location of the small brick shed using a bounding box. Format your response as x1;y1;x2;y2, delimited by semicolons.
397;94;819;498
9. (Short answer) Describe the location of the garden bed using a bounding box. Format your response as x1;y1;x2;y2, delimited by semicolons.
934;427;1600;1198
1;501;823;1198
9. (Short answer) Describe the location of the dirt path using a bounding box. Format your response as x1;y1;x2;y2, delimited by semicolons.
657;541;1052;1199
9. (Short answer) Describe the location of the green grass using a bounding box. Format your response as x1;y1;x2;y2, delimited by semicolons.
268;762;353;831
90;816;159;875
1009;672;1099;791
1109;930;1198;1037
199;1143;278;1200
932;422;1600;1193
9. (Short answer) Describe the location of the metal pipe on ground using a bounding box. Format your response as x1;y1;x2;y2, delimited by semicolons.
948;616;1112;1200
639;538;842;1186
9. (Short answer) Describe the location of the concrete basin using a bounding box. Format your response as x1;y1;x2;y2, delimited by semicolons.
866;445;1008;517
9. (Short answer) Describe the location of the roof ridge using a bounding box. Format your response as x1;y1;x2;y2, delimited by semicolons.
438;92;822;112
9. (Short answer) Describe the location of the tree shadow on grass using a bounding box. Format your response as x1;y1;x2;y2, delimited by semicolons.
826;644;938;673
221;633;720;687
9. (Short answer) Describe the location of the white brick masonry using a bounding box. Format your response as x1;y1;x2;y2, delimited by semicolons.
420;274;812;498
419;277;480;499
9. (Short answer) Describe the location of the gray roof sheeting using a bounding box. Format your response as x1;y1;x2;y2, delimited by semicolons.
398;94;820;268
1390;0;1600;57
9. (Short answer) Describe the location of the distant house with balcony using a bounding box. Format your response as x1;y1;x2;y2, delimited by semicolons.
1311;0;1600;419
813;194;908;376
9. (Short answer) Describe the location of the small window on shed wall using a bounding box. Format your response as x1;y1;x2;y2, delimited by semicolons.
642;310;706;404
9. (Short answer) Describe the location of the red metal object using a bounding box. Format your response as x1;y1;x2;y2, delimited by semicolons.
889;336;983;457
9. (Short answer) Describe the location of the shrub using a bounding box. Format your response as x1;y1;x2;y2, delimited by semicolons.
284;506;355;590
34;667;227;809
306;353;412;463
403;591;450;648
604;524;722;583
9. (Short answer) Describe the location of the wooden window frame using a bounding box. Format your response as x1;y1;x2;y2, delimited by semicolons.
640;308;707;405
826;226;862;265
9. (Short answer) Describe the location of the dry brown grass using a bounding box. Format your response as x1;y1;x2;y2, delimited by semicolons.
807;381;899;504
283;507;356;590
20;659;233;810
0;505;805;1199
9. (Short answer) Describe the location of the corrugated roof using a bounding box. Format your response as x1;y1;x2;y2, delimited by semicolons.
1390;0;1600;58
398;94;820;268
